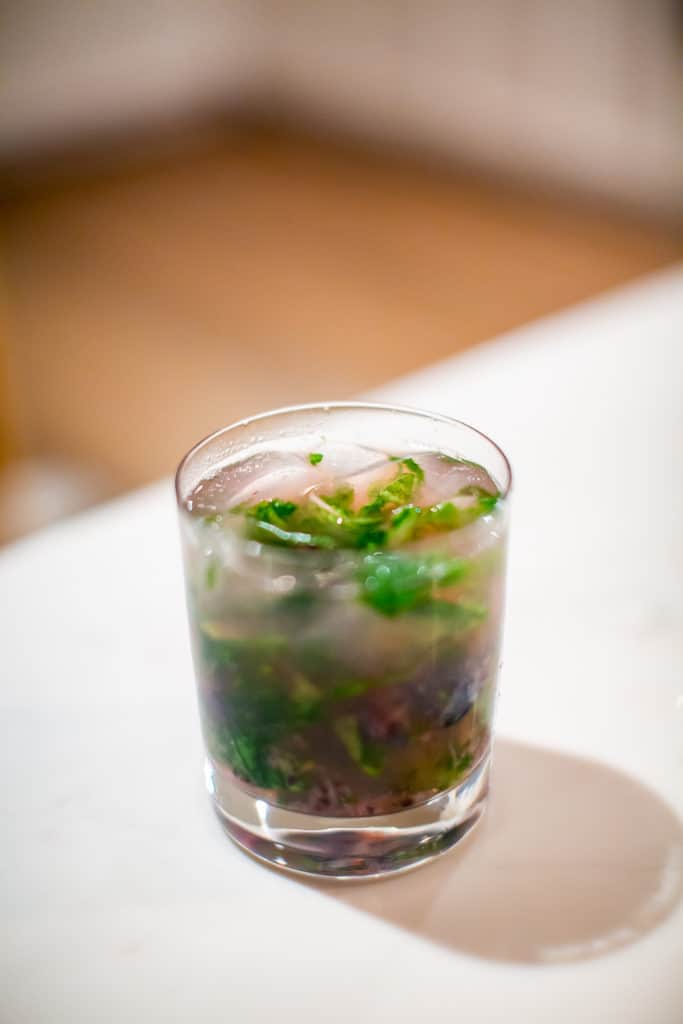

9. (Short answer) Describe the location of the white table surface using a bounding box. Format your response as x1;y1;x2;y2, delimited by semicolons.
2;267;682;1023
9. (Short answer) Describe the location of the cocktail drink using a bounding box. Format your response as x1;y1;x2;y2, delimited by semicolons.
176;404;510;878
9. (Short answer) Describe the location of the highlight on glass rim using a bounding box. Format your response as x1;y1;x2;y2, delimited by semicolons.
176;403;511;878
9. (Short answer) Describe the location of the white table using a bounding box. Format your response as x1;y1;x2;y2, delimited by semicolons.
2;267;682;1023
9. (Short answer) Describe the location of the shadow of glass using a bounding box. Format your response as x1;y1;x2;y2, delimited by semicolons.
314;739;683;964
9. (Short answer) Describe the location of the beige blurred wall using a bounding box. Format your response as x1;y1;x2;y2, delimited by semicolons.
1;1;681;216
0;0;263;152
261;0;683;217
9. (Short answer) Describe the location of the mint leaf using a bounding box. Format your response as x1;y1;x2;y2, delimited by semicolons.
246;519;336;549
334;715;384;775
421;490;499;532
308;452;324;465
329;679;373;700
205;559;219;589
323;485;354;512
434;751;473;789
413;600;487;628
290;673;323;720
245;499;297;530
388;505;421;546
399;456;425;482
357;552;468;616
422;502;460;530
363;470;419;514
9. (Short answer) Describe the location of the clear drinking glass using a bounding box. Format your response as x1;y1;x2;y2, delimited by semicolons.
176;403;511;878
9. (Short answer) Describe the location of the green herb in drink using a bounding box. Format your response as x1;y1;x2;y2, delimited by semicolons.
225;456;499;553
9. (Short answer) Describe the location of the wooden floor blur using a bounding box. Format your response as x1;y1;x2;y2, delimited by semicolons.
3;125;682;496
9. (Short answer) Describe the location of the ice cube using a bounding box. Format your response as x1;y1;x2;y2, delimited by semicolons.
304;443;395;509
305;441;385;481
323;458;398;509
187;451;316;513
413;451;497;507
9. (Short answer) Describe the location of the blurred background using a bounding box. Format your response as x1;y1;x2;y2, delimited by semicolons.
1;0;682;544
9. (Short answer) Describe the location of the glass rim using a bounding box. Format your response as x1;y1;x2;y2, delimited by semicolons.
175;400;513;505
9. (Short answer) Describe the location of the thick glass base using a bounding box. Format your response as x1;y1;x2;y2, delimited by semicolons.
206;755;490;880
